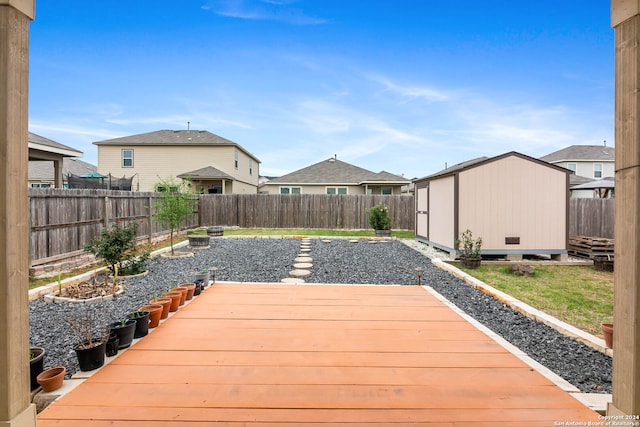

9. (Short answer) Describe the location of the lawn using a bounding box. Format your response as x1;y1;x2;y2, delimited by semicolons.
459;264;614;337
192;228;415;238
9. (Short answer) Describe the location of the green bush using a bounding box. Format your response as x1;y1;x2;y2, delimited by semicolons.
366;204;391;230
85;221;148;275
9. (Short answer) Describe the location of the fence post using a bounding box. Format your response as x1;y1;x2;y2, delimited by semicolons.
103;196;110;228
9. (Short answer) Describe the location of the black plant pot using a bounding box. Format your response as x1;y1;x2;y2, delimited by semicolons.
193;283;202;296
29;347;45;391
109;319;137;349
75;340;107;371
127;310;150;338
106;333;119;357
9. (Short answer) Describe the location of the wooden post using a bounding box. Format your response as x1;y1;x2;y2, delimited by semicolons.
611;0;640;416
0;1;36;426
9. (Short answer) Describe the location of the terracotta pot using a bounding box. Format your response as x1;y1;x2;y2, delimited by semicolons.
164;292;182;312
140;304;163;328
602;323;613;349
179;283;196;300
150;297;172;319
170;287;188;306
36;366;66;392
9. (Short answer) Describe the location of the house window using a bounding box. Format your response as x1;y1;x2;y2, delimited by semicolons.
122;149;134;168
594;163;602;178
382;187;392;195
280;187;301;194
249;159;253;176
326;187;347;195
30;183;51;188
567;163;576;174
234;150;239;169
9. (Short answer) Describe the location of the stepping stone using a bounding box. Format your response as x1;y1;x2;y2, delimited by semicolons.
368;241;378;244
281;277;304;284
349;239;358;243
294;262;313;269
295;257;312;263
300;248;311;252
300;244;311;249
322;240;332;243
289;269;311;277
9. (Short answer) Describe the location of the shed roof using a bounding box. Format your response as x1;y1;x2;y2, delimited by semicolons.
266;158;409;185
93;130;261;163
539;145;615;163
570;177;615;190
414;151;569;182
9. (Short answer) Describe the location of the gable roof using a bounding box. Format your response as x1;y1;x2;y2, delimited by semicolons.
93;130;261;162
266;158;410;185
177;165;234;180
29;157;97;181
28;132;83;158
414;151;569;182
539;145;615;163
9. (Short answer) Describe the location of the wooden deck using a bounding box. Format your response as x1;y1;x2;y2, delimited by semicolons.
37;283;600;426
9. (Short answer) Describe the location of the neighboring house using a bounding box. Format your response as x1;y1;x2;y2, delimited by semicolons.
29;157;97;188
93;130;261;193
539;144;615;180
570;177;615;199
259;157;410;195
28;132;84;188
414;151;569;260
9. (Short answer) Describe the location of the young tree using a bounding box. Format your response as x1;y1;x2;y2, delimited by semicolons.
153;177;197;255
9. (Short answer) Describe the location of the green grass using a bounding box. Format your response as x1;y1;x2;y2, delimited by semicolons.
459;264;613;336
191;228;415;238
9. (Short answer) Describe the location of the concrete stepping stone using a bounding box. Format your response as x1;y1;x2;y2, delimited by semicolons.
294;262;313;269
295;256;312;263
290;269;311;277
300;248;311;252
322;240;332;243
281;277;304;284
349;239;358;243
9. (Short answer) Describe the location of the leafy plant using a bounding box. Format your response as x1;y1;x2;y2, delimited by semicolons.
85;221;145;275
455;229;482;258
153;177;198;255
366;204;391;231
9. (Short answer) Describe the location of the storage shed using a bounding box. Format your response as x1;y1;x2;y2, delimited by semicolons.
414;151;569;260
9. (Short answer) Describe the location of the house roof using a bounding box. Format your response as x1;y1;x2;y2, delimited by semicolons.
414;151;569;182
177;166;235;180
539;145;615;163
265;158;410;185
29;157;97;181
93;130;261;163
28;132;83;158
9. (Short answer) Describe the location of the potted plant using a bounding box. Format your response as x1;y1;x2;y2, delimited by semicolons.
149;296;172;319
164;291;182;312
36;366;66;392
178;283;196;300
366;204;391;237
106;333;119;357
194;269;210;285
29;347;45;391
127;310;150;338
601;323;613;349
169;287;188;306
139;304;163;328
109;318;137;349
455;229;483;269
67;305;110;371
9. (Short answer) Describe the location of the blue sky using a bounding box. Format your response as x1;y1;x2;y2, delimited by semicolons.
29;1;614;179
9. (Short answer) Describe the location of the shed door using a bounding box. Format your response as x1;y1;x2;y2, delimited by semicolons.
416;183;429;239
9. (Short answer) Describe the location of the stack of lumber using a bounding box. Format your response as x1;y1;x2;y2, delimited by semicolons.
568;235;614;259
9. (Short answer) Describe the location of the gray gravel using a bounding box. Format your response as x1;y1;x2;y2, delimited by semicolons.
29;237;611;394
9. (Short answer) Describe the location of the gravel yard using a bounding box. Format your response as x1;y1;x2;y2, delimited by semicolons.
29;237;611;393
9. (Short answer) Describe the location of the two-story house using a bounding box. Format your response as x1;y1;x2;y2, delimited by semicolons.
93;130;261;193
539;144;615;180
259;156;410;195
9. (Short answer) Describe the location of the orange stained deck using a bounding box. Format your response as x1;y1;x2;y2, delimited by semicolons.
37;283;600;426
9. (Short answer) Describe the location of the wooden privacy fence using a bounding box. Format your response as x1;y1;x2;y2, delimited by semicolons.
29;189;199;266
29;190;415;266
569;198;614;239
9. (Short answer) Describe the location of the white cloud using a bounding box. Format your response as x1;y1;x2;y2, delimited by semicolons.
202;0;328;25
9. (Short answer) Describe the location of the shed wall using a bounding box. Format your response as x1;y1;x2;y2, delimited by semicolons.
457;156;566;251
428;176;456;249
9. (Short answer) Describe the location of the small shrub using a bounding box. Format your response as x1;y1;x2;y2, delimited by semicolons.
455;229;482;258
367;204;391;230
85;221;146;275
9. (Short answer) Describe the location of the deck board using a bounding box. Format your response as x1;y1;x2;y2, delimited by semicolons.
37;283;600;426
